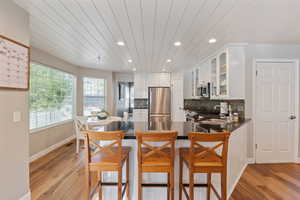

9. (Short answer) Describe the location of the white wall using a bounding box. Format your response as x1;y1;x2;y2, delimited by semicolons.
0;0;30;199
245;44;300;158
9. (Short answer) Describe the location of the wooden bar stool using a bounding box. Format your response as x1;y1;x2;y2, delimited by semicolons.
179;131;230;200
83;130;131;200
136;131;178;200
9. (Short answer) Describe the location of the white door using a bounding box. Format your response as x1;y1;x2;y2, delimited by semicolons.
255;61;296;163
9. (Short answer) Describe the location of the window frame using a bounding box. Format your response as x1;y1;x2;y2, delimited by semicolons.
29;62;77;133
82;76;107;116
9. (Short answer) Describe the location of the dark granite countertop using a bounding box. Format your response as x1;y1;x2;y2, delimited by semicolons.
92;119;251;139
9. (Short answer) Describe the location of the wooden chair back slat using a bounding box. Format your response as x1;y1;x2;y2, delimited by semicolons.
136;131;177;163
83;130;124;163
188;131;230;168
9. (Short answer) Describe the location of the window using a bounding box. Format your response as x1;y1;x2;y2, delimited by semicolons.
29;63;75;130
83;77;106;116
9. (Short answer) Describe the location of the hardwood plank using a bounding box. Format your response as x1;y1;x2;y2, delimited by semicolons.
230;163;300;200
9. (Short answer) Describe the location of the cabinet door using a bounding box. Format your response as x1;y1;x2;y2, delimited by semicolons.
210;57;218;98
160;73;171;87
191;70;195;97
218;51;228;97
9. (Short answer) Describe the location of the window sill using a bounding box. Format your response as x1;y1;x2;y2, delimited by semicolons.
30;119;74;134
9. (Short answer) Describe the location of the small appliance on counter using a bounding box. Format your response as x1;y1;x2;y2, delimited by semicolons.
220;102;228;117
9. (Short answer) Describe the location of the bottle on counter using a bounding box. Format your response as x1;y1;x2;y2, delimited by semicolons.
233;113;239;122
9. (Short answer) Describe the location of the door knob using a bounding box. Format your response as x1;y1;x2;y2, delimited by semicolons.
290;115;296;120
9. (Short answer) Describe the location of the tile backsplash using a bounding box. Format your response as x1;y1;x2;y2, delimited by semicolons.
184;99;245;118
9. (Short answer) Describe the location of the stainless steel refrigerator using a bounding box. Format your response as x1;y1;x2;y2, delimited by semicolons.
148;87;171;130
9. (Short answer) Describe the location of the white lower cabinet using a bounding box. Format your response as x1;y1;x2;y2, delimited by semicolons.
133;109;148;122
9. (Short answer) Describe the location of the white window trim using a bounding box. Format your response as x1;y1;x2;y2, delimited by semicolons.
29;62;77;132
83;77;107;116
30;119;74;134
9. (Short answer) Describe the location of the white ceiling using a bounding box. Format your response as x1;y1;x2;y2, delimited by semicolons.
14;0;300;72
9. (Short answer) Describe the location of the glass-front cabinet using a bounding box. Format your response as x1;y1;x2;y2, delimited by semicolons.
219;52;228;96
186;46;245;100
210;50;229;98
210;58;218;97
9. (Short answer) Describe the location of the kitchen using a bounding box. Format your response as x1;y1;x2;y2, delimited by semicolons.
1;0;300;200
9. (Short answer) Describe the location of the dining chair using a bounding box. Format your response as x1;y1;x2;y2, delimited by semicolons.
136;131;178;200
74;116;89;154
179;131;230;200
83;130;131;200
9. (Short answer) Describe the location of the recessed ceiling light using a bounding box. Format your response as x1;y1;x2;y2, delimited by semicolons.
174;41;181;46
166;59;172;63
208;38;217;44
132;68;137;72
128;59;133;63
117;41;125;46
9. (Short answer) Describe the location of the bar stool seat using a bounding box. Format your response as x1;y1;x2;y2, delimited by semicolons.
180;147;223;167
90;146;131;168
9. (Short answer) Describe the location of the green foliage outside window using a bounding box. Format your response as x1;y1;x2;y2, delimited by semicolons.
30;63;74;112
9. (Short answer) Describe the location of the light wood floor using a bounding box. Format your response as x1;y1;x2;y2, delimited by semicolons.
30;140;300;200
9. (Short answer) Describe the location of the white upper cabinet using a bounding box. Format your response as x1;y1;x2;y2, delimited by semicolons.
134;72;148;98
148;73;171;87
210;46;245;99
184;45;245;100
134;72;171;98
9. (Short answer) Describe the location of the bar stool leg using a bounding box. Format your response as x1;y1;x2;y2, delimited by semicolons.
138;170;143;200
221;170;227;200
98;171;102;200
118;167;122;200
85;167;90;200
189;171;194;200
179;157;183;200
126;157;130;200
167;173;170;200
207;173;211;200
170;169;175;200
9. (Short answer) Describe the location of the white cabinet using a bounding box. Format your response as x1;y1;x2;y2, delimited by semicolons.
210;46;245;99
148;73;171;87
134;73;148;98
133;109;148;121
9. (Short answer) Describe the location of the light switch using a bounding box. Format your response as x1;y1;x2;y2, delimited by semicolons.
13;111;21;122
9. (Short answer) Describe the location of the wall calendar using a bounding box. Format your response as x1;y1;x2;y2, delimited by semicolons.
0;34;29;90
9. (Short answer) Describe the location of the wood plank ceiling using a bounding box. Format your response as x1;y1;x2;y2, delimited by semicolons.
13;0;300;72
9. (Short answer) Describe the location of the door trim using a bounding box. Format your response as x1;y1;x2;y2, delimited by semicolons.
253;59;299;163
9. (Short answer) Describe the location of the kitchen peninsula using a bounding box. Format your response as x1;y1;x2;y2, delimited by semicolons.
93;118;250;200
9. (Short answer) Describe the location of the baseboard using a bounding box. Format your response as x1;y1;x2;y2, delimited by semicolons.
297;157;300;163
227;162;248;199
30;135;75;162
247;157;255;164
19;191;31;200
